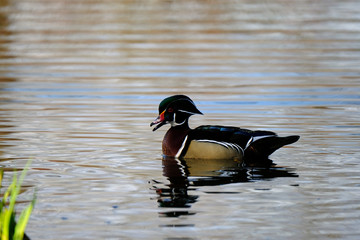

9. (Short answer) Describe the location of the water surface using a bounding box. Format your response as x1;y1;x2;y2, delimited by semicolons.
1;0;360;239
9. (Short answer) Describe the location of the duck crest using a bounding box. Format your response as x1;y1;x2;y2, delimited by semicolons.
162;127;189;157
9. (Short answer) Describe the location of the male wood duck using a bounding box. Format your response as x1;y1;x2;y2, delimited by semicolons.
150;95;299;163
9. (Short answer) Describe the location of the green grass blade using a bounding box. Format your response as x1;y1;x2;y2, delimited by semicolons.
0;170;3;212
1;174;17;240
13;197;35;240
1;161;34;240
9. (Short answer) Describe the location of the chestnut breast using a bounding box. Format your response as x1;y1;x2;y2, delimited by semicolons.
162;127;189;157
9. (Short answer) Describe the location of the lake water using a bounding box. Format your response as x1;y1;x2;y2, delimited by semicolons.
1;0;360;239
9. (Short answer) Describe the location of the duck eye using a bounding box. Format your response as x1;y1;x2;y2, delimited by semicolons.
167;108;174;113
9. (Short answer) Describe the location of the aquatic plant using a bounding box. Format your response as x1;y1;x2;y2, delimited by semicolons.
0;164;35;240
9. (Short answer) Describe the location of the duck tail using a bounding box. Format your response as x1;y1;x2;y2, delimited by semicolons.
244;135;300;164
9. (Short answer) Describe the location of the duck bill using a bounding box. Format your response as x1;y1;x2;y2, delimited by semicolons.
150;110;166;131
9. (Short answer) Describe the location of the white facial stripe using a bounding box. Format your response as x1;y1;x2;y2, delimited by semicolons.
170;112;186;127
177;109;198;115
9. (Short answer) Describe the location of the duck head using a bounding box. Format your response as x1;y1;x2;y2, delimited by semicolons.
150;95;203;131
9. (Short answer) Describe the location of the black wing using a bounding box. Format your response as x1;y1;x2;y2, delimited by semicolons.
188;125;299;163
189;125;277;150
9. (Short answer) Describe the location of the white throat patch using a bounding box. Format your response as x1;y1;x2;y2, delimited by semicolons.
170;113;186;127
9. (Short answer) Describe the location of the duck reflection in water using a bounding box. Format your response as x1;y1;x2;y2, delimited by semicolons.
154;156;298;214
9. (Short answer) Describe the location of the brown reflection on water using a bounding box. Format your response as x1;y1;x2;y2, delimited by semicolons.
155;157;297;211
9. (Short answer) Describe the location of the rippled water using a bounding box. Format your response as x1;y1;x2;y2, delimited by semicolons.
1;0;360;239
